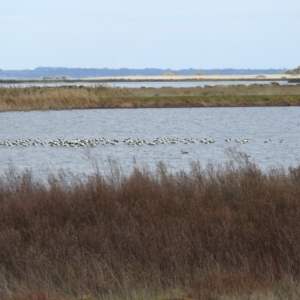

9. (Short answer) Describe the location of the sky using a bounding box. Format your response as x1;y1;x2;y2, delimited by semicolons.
0;0;299;70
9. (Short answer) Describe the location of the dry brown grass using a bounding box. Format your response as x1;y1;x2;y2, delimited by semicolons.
132;83;300;97
0;84;300;111
1;155;300;299
1;290;70;300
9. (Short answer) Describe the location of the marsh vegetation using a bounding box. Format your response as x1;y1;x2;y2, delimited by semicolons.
1;153;300;299
0;84;300;111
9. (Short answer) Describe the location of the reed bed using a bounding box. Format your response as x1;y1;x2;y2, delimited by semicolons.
1;153;300;299
0;84;300;111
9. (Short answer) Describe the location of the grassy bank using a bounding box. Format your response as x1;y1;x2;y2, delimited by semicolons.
1;155;300;299
0;84;300;111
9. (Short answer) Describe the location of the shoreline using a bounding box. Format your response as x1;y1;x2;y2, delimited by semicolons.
1;74;300;84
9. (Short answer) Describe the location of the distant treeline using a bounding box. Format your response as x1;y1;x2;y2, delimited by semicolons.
0;67;286;79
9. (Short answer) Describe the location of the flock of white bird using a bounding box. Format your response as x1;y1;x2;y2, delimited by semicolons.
0;137;281;148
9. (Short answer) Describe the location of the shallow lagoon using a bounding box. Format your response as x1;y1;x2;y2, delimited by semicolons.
0;107;299;175
0;80;296;88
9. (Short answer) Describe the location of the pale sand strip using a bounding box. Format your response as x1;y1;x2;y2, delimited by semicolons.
1;74;300;84
80;74;300;82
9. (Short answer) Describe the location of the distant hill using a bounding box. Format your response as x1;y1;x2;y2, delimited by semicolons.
0;67;286;79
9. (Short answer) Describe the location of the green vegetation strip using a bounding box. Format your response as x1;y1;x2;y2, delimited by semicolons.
0;85;300;111
135;94;300;104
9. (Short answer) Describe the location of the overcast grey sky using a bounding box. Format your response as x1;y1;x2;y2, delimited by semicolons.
1;0;299;70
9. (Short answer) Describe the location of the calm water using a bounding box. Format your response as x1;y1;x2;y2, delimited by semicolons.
0;80;295;88
0;107;299;176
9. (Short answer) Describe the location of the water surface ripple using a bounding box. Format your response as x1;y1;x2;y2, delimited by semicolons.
0;107;299;175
